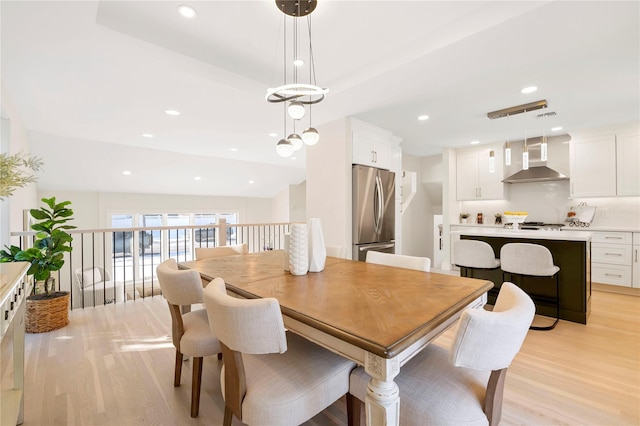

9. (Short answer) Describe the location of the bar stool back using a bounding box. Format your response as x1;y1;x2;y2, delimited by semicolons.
453;240;501;277
500;243;560;330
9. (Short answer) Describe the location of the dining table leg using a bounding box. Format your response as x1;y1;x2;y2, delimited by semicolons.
364;352;401;426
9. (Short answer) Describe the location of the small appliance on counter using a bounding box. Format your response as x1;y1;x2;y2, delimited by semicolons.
565;202;596;227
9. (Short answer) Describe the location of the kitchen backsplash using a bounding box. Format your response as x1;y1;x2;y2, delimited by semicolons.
459;181;640;228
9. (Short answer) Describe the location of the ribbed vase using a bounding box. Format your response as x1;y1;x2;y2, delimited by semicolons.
308;218;326;272
288;224;308;275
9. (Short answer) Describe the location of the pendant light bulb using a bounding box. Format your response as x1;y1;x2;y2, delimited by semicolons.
505;141;511;166
302;127;320;145
541;135;548;161
276;138;294;157
288;101;305;120
288;133;303;151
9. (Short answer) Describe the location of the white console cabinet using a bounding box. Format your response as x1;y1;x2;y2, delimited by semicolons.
1;262;29;426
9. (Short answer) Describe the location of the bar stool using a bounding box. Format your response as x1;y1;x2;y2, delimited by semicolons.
500;243;560;330
453;239;501;278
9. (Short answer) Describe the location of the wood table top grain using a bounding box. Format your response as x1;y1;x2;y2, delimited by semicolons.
180;251;493;358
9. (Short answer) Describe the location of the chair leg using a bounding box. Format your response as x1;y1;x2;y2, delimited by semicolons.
174;350;183;386
191;356;203;418
223;406;234;426
530;274;559;331
346;393;363;426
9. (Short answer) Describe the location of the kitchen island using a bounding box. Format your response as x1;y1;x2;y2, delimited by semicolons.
451;228;592;324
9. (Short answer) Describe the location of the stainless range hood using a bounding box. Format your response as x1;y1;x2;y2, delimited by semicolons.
502;134;571;184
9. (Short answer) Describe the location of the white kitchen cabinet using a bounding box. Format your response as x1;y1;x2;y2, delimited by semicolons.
570;132;640;197
633;233;639;288
590;231;633;287
352;124;392;169
570;135;617;197
456;145;504;201
616;133;640;196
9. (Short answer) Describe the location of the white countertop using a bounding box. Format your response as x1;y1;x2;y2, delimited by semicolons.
561;225;640;233
451;228;592;242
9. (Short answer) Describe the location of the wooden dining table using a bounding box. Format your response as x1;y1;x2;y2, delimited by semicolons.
179;250;493;426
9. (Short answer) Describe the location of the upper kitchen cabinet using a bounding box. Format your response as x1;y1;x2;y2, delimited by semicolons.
456;145;504;201
351;118;400;170
570;131;640;197
616;133;640;196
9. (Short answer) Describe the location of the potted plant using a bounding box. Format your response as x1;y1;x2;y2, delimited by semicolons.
459;213;470;224
1;197;75;333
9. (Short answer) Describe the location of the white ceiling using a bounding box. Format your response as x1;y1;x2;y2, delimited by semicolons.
2;1;638;198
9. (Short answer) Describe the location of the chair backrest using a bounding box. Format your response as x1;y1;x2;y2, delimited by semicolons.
500;243;558;276
366;251;431;272
450;282;535;371
156;258;204;306
195;243;248;260
204;278;287;354
453;240;499;269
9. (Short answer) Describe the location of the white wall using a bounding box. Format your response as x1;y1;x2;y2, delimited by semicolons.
271;186;290;223
1;83;39;248
401;154;432;259
36;190;274;230
289;181;306;223
306;118;351;250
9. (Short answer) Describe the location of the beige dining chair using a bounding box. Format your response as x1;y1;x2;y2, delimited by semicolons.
500;242;560;330
194;243;248;260
203;277;356;426
156;259;222;418
347;282;535;426
365;250;431;272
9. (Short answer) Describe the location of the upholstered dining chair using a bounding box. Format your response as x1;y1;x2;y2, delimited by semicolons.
347;282;535;426
156;259;222;418
500;242;561;330
365;250;431;272
203;278;356;426
194;243;248;260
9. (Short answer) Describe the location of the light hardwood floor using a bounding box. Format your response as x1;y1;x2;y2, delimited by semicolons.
13;289;640;425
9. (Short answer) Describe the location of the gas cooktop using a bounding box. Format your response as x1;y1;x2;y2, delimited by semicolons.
515;222;565;230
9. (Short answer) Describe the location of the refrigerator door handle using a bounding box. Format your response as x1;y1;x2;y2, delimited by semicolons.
374;175;384;234
358;243;395;252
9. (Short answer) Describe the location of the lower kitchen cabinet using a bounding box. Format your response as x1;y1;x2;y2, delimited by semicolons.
591;231;634;287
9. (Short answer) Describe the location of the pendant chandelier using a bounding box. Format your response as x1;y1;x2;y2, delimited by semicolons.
267;0;327;157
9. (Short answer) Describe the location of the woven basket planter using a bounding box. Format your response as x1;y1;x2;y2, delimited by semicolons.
25;291;70;333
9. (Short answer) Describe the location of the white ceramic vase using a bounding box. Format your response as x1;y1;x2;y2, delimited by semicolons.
288;224;308;275
307;218;326;272
283;233;290;271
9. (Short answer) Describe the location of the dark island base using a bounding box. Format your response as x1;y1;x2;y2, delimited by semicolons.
460;235;591;324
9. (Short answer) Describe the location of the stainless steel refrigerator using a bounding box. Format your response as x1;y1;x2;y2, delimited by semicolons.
352;164;396;261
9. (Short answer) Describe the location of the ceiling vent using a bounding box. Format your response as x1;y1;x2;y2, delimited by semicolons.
487;100;548;120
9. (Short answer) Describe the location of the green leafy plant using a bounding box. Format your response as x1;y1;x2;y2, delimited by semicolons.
1;197;75;294
0;151;43;200
459;213;470;219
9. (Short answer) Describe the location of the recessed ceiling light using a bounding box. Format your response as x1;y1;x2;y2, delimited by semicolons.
293;59;304;67
142;133;153;138
269;133;278;137
194;176;202;181
521;86;538;94
551;126;563;132
178;5;197;18
165;110;181;116
122;170;132;175
418;115;430;121
248;180;255;184
230;148;239;152
470;140;480;145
